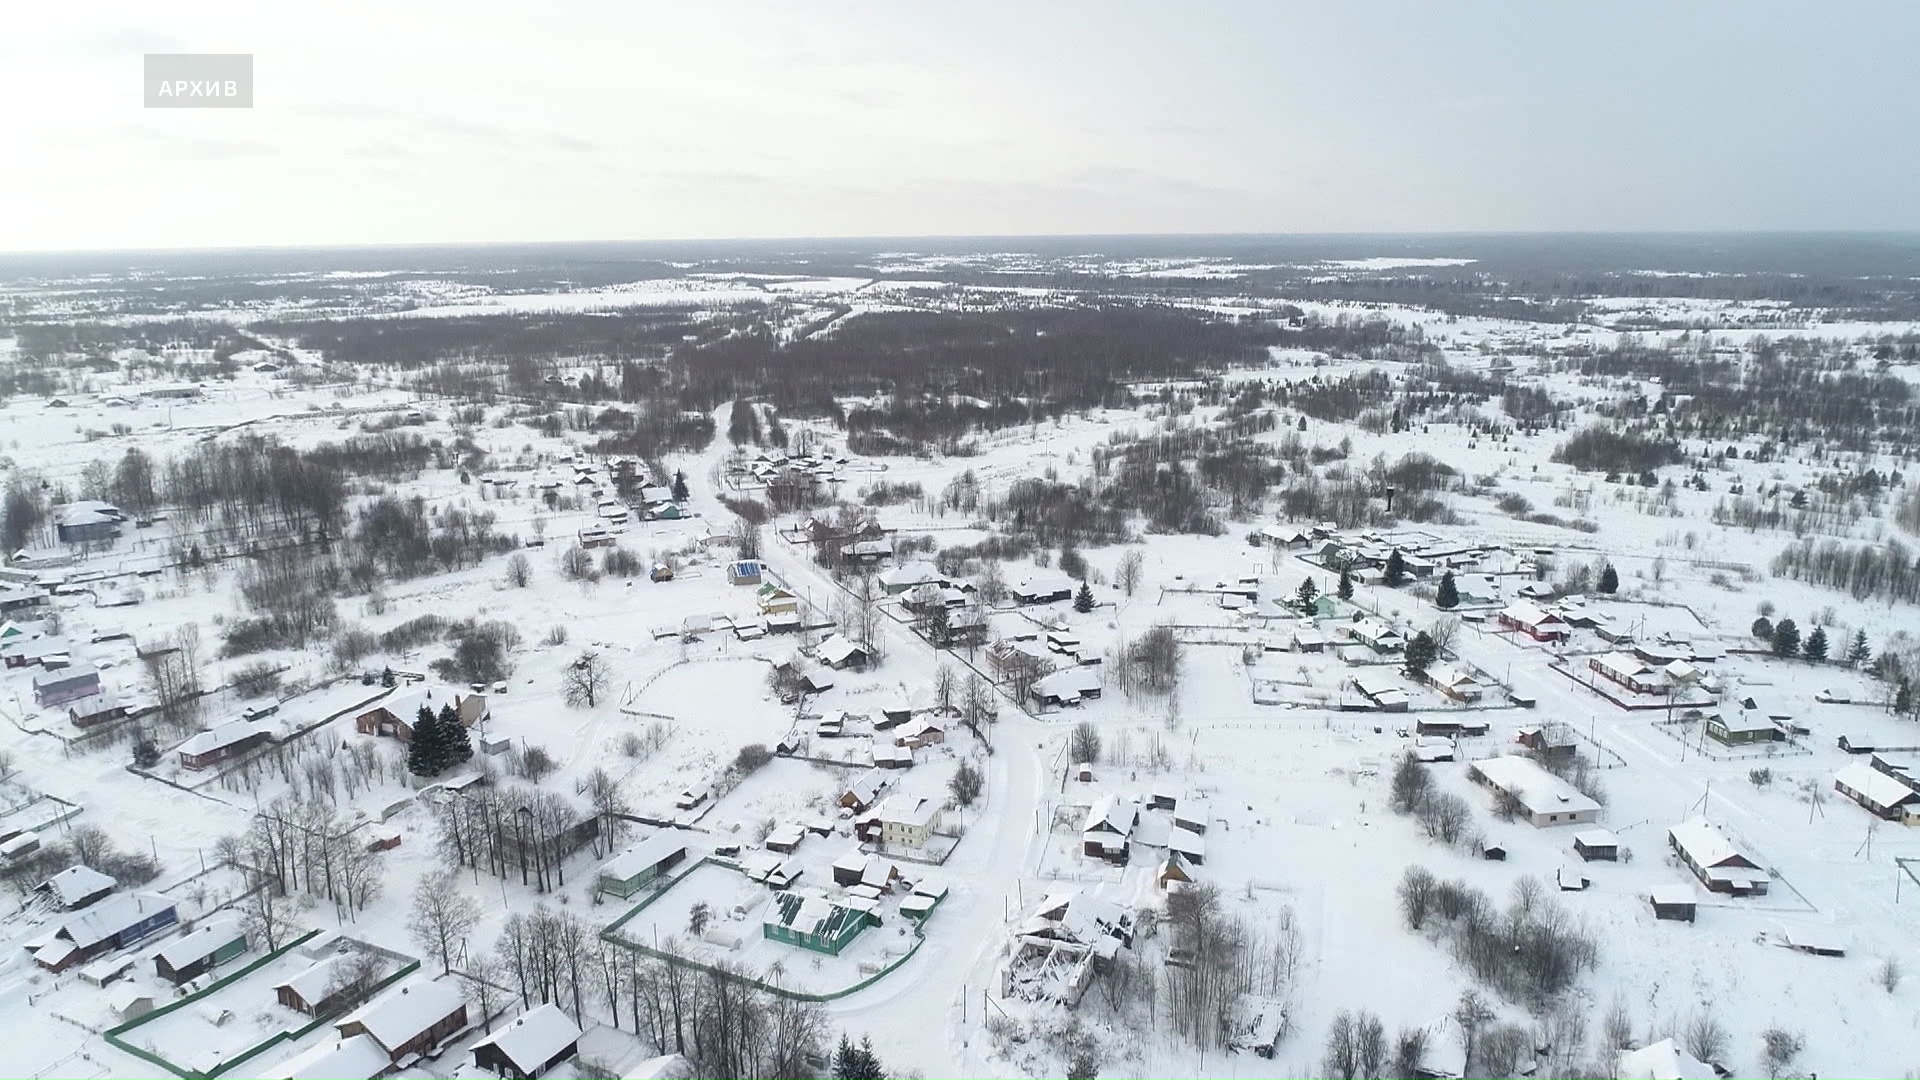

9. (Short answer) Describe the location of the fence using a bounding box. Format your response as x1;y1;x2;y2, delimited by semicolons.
599;857;929;1003
102;926;423;1079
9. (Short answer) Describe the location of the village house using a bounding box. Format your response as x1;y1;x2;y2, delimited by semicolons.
1833;761;1920;822
762;890;872;956
354;688;488;742
1347;617;1403;654
1588;651;1666;695
755;585;800;614
838;769;891;813
1497;600;1569;642
31;891;178;972
1351;673;1410;712
177;718;276;770
153;916;247;984
831;849;901;890
1617;1037;1714;1079
1082;794;1138;863
1415;716;1490;738
1467;755;1602;826
815;634;874;671
725;559;763;586
1032;667;1102;708
32;663;100;708
55;506;122;545
1668;817;1770;895
596;832;690;898
275;954;370;1017
1259;525;1314;549
263;1034;391;1080
1423;665;1482;703
470;1002;583;1080
1515;723;1578;760
1704;710;1783;746
336;977;470;1063
1011;571;1075;606
880;561;945;595
36;865;116;910
875;795;942;848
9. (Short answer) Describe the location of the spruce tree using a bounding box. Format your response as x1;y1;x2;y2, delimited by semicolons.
672;470;690;502
1598;563;1619;594
1771;619;1800;659
833;1035;885;1080
1897;679;1914;718
439;703;473;766
1296;578;1319;610
381;666;396;688
1384;549;1407;587
1436;572;1459;610
1847;630;1872;667
1337;567;1354;601
1403;631;1438;677
1073;582;1095;614
407;706;442;777
1803;626;1829;663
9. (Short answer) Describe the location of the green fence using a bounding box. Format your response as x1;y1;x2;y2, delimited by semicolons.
599;857;929;1003
102;928;423;1080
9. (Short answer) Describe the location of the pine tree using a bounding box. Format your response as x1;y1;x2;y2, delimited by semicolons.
672;470;690;502
381;666;396;688
1751;616;1774;641
1803;626;1829;663
1436;572;1459;610
1598;563;1619;594
439;703;473;766
1337;567;1354;601
407;706;442;777
832;1034;885;1080
1073;581;1095;614
1403;631;1438;677
1847;630;1872;667
1296;578;1319;610
1384;549;1407;587
1771;619;1801;659
1897;678;1914;718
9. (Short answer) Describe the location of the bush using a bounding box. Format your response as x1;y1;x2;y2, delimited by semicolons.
734;743;773;775
230;661;283;699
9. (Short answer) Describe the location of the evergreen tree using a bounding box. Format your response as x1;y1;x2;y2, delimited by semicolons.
1598;563;1619;594
1847;630;1872;667
1771;619;1801;659
1403;631;1438;677
1803;626;1829;663
1383;549;1407;587
1072;582;1095;614
671;470;690;502
1751;616;1774;641
832;1034;886;1080
439;703;473;766
381;666;396;688
1337;567;1354;601
1436;572;1459;610
1897;678;1914;718
407;706;442;777
1296;577;1319;610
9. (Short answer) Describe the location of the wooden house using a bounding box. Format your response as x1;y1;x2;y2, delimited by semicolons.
471;1003;583;1079
336;977;469;1062
1648;886;1696;923
154;917;247;984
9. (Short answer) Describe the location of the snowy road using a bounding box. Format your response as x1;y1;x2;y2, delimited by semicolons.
668;406;1058;1071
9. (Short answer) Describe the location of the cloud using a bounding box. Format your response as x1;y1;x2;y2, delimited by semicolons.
117;125;280;160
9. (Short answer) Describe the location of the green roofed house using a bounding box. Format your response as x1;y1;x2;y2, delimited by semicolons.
762;889;872;956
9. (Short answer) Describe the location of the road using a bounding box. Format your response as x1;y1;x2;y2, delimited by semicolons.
668;405;1056;1069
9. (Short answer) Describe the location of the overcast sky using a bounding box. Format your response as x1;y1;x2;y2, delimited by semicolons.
5;1;1919;252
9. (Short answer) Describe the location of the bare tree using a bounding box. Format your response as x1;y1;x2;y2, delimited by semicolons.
409;869;482;974
1759;1027;1803;1079
1878;955;1903;993
239;875;299;952
1070;721;1102;765
1685;1012;1729;1065
505;552;533;588
1116;549;1145;598
584;767;630;856
1601;995;1634;1052
462;954;510;1033
933;664;958;714
559;543;599;582
1355;1011;1387;1078
1398;865;1437;930
1324;1010;1360;1080
563;651;611;708
1391;1026;1430;1078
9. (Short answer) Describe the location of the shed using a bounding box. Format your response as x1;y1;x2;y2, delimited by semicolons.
1573;828;1619;862
1649;885;1696;923
596;833;689;898
276;954;366;1017
37;864;116;910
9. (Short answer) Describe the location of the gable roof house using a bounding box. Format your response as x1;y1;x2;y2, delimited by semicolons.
815;634;873;671
1081;795;1139;863
1032;667;1103;708
177;718;276;770
1423;665;1482;703
1704;709;1783;746
1497;600;1568;642
336;977;470;1063
153;916;247;984
1011;571;1075;606
596;833;690;899
1617;1037;1715;1080
1348;617;1403;654
1668;818;1769;895
55;507;121;545
1467;755;1601;827
354;688;488;742
880;561;945;595
31;891;178;972
262;1034;392;1080
1834;761;1920;821
1589;651;1665;695
762;890;872;956
874;795;943;848
32;663;100;708
470;1002;584;1080
275;954;372;1018
838;768;891;812
36;865;116;910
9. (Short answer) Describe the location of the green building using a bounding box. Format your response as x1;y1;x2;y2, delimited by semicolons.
762;891;871;956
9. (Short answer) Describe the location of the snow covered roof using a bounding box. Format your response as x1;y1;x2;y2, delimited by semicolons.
1014;570;1074;596
1427;665;1478;690
471;1002;582;1073
1470;756;1601;818
1169;826;1205;860
880;561;944;588
1714;710;1777;734
1835;762;1919;809
1574;828;1619;848
600;833;688;882
1083;794;1137;836
1034;667;1101;699
275;955;350;1005
58;891;174;948
1592;651;1651;678
263;1034;391;1080
628;1053;697;1079
31;662;97;687
1499;600;1561;626
338;976;466;1051
1658;814;1758;876
1649;884;1695;906
875;794;940;829
38;865;114;907
177;718;273;757
817;634;868;665
1617;1038;1715;1080
842;768;889;805
155;916;243;969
